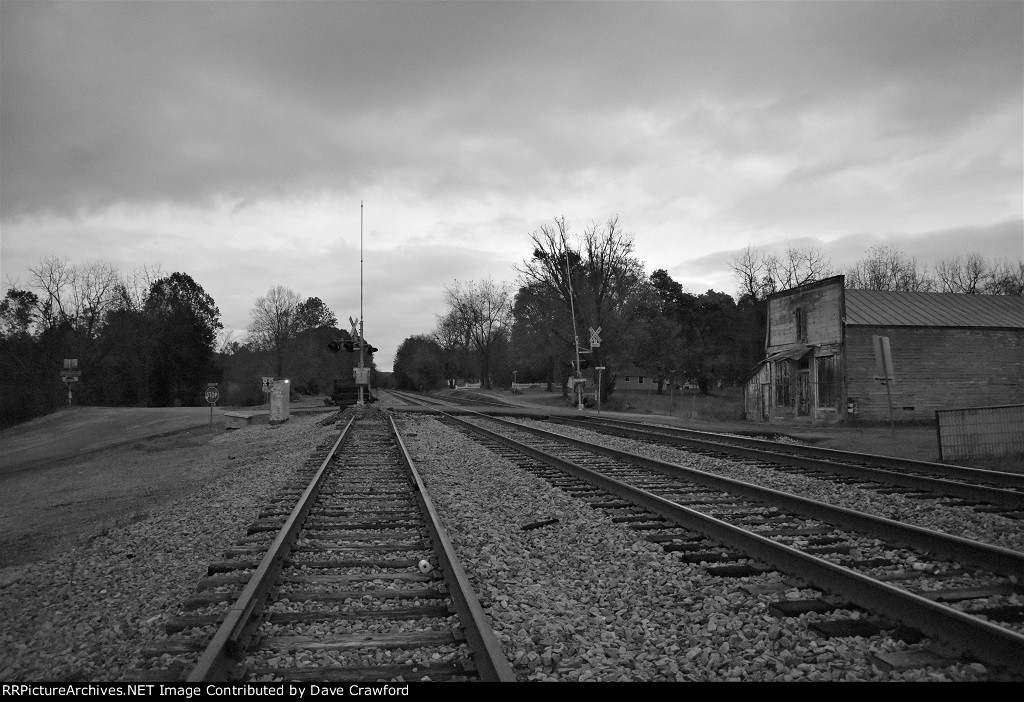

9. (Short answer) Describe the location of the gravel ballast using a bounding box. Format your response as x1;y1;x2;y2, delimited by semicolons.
2;402;1019;682
394;412;1021;682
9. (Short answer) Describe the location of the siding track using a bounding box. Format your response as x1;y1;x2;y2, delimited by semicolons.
437;411;1024;675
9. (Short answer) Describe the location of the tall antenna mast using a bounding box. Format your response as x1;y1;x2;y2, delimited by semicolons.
358;201;365;406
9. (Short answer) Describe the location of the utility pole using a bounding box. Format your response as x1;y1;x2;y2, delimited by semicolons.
559;228;583;412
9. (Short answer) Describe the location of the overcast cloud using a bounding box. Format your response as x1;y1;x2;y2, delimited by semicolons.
2;1;1021;371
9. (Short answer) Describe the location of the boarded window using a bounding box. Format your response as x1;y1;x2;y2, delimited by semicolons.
774;362;791;406
816;355;837;407
795;308;807;341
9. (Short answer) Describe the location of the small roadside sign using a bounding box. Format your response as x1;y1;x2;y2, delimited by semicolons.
205;385;220;404
262;377;274;392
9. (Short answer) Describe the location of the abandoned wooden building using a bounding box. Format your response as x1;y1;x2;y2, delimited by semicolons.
744;275;1024;423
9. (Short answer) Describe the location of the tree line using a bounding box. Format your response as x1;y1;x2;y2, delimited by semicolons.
393;220;1024;402
0;256;368;428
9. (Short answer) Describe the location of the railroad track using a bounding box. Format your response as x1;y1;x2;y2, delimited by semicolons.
384;389;515;410
438;411;1024;676
555;415;1024;502
132;408;514;682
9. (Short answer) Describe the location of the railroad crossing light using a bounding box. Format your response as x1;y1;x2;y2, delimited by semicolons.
579;357;591;370
343;340;356;352
365;344;378;354
327;340;341;353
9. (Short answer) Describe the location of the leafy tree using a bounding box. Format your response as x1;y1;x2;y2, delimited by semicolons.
295;296;338;331
145;272;223;406
0;288;40;339
509;282;573;391
651;270;745;395
393;335;446;391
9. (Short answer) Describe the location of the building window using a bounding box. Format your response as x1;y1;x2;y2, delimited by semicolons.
816;355;837;407
624;377;630;382
774;362;791;406
639;376;645;384
795;308;807;341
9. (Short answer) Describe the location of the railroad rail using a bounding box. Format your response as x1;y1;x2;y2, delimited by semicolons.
384;389;514;410
437;411;1024;675
133;408;514;682
561;415;1024;493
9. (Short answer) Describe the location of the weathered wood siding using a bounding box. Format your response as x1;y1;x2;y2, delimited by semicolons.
845;326;1024;422
767;277;843;349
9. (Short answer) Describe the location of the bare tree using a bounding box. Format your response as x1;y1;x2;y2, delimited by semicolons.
516;216;646;387
27;255;121;338
434;309;473;386
116;264;167;310
845;244;935;292
986;259;1024;295
730;244;833;301
441;278;513;389
247;285;303;377
935;252;988;293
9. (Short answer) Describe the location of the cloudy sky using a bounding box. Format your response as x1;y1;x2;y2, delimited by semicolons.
2;1;1021;372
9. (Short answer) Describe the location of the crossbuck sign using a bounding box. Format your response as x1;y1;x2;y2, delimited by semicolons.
589;327;601;347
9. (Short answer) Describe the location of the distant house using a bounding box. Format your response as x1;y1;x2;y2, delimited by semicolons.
616;363;656;391
744;275;1024;423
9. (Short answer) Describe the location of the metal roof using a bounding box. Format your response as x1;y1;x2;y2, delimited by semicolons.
844;289;1024;328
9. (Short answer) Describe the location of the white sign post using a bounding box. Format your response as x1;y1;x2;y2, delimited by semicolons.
596;366;605;415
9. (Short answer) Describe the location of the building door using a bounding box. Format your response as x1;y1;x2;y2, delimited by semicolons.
760;383;771;421
797;370;811;416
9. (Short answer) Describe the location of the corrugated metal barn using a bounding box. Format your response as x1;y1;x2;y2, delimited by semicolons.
744;276;1024;423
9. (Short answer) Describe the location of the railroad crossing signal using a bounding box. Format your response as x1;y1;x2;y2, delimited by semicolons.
589;327;601;347
262;377;273;392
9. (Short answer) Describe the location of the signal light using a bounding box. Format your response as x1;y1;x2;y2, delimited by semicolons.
343;341;355;352
327;341;341;353
365;344;378;354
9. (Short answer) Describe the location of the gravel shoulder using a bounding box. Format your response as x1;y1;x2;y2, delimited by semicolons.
0;413;336;681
